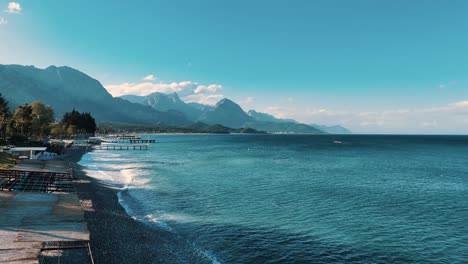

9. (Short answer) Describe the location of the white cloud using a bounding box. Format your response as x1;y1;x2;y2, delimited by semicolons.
287;97;294;103
6;2;21;14
194;84;223;94
183;93;224;105
449;100;468;108
242;97;254;104
143;74;156;81
105;77;225;105
0;17;7;25
105;81;198;97
260;99;468;134
264;106;296;119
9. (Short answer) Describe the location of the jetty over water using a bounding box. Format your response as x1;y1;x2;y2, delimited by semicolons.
94;144;149;150
104;135;139;139
100;134;156;144
129;139;155;143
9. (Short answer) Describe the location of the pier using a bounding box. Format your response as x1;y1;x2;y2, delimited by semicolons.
102;139;155;144
104;135;139;140
129;139;155;143
94;144;149;150
100;135;156;144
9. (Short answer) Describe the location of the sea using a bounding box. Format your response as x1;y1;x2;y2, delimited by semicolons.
78;134;468;264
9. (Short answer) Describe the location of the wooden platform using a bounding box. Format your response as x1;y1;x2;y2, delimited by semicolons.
128;139;155;143
0;191;90;263
0;160;74;193
94;144;149;150
102;139;155;144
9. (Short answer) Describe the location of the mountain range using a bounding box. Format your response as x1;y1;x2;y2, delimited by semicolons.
121;92;350;134
0;64;351;134
0;64;190;126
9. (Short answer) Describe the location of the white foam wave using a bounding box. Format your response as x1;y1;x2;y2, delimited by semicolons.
143;214;174;232
117;189;137;219
79;152;152;189
192;243;221;264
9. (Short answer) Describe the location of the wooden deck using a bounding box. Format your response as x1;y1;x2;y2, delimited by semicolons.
0;160;74;193
0;191;91;263
128;139;155;143
94;144;149;150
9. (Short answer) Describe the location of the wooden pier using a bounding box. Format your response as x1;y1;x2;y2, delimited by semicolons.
104;135;139;139
129;139;155;143
94;144;149;150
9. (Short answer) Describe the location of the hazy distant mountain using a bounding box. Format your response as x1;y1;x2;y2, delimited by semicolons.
310;124;352;134
121;94;325;134
121;92;202;121
185;121;265;134
247;110;351;134
198;98;253;128
195;100;323;134
244;121;324;134
247;110;297;123
0;64;190;125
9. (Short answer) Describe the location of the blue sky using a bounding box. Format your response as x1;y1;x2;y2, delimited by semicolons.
0;0;467;133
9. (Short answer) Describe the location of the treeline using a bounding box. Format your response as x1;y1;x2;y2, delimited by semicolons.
51;109;97;136
97;121;266;135
0;93;97;143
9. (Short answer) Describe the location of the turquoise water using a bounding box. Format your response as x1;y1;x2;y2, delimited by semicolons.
79;135;468;263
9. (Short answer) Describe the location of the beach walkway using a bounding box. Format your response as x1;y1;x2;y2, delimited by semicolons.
0;191;92;263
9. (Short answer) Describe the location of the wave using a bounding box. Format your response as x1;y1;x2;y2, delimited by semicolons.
143;213;174;232
195;247;221;264
79;151;154;224
78;148;222;264
117;188;137;219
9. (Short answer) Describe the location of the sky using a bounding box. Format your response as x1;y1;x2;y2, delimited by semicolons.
0;0;467;134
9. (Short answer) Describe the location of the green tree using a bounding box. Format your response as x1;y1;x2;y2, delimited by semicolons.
0;94;11;142
30;101;55;139
12;103;33;137
66;125;78;135
60;109;97;135
50;125;66;136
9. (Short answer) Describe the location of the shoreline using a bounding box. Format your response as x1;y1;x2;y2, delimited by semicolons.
64;147;187;263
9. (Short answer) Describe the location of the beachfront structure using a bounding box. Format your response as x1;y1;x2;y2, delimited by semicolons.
0;191;93;263
0;158;94;263
0;160;74;193
5;147;47;160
